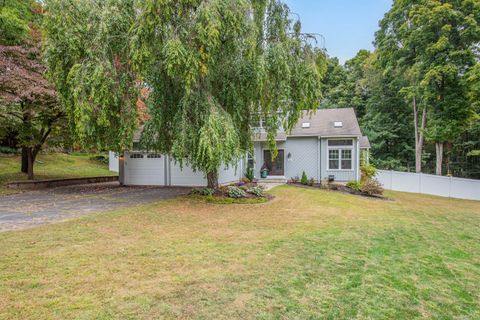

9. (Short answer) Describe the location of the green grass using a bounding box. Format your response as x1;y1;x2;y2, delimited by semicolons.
0;153;116;195
1;186;480;319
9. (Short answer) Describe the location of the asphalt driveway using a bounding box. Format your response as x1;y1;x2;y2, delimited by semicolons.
0;182;189;232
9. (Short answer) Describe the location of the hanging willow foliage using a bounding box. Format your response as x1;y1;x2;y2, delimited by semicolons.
44;0;324;188
132;0;323;187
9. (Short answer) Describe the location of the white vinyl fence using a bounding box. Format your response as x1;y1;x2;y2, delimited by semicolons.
108;151;119;172
377;170;480;201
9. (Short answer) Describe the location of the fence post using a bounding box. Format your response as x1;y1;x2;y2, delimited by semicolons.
390;170;393;190
449;176;452;198
419;173;422;194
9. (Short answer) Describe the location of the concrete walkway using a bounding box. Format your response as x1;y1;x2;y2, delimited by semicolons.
0;182;189;232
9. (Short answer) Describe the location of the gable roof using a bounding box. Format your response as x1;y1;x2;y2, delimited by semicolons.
286;108;362;137
359;136;371;149
134;108;364;143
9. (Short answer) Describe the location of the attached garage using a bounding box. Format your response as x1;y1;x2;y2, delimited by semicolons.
123;152;242;187
169;160;207;187
124;152;166;186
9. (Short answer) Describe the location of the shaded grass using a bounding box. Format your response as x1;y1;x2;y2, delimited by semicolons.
189;194;269;204
0;153;115;195
0;186;479;319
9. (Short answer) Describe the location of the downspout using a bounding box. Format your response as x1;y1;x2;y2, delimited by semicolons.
356;138;361;181
317;136;321;182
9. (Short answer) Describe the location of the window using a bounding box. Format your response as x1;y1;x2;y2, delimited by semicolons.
327;139;353;170
147;153;162;159
328;149;339;169
341;149;352;169
328;139;353;146
130;153;144;159
247;152;254;169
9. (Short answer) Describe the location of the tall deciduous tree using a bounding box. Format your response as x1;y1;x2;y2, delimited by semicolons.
376;0;479;175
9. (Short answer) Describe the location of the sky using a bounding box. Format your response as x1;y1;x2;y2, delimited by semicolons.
284;0;393;64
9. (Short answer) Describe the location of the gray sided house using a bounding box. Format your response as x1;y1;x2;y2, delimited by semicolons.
251;108;370;183
113;108;370;186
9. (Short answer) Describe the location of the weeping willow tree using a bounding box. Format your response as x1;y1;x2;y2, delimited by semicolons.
132;0;322;188
43;0;323;188
43;0;138;152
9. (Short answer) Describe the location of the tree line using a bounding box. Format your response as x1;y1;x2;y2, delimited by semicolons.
320;0;480;178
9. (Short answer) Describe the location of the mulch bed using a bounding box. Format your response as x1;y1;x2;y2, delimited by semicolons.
288;182;393;201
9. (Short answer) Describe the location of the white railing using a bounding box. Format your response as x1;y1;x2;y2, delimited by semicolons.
377;170;480;201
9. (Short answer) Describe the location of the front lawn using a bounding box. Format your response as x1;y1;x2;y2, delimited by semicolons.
0;153;116;195
1;186;479;319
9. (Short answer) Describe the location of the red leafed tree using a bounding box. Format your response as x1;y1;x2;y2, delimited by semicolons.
0;0;63;180
0;44;61;179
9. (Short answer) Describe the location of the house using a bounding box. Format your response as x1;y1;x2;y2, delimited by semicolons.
251;108;370;183
112;108;370;186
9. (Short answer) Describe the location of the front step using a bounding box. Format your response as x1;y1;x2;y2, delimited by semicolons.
257;177;288;184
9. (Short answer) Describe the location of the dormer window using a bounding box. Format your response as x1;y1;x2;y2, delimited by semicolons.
301;122;310;128
334;121;343;128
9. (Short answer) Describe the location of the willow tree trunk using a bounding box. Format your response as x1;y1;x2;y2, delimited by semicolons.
207;171;219;189
435;142;444;176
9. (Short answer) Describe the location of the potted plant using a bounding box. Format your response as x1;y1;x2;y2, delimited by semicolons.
260;162;268;178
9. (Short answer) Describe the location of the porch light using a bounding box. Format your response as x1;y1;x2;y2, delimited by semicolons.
287;152;292;161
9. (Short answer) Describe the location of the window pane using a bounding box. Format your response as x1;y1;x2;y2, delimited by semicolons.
329;160;339;169
341;159;352;169
341;149;352;159
329;150;339;169
147;153;161;158
329;149;339;159
328;139;353;146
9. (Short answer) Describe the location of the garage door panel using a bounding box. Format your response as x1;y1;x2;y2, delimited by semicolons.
125;153;165;186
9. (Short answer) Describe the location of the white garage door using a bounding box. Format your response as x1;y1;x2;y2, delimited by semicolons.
125;152;165;186
170;160;207;187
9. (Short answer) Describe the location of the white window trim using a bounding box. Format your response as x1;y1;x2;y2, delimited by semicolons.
327;139;354;171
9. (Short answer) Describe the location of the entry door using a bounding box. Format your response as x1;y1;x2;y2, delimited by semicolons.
264;150;284;176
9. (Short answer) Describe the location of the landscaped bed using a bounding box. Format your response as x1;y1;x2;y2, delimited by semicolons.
189;180;272;204
289;181;391;200
1;186;479;319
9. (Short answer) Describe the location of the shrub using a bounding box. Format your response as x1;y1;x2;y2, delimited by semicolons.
241;177;250;184
346;180;361;191
290;175;299;184
0;146;20;154
361;179;384;196
191;187;215;196
308;178;315;186
361;163;377;182
247;186;264;197
300;171;308;185
227;186;246;198
245;167;254;182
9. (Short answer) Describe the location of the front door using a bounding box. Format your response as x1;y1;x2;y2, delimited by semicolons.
263;150;284;176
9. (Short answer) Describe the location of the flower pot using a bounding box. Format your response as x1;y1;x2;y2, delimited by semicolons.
260;169;268;179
